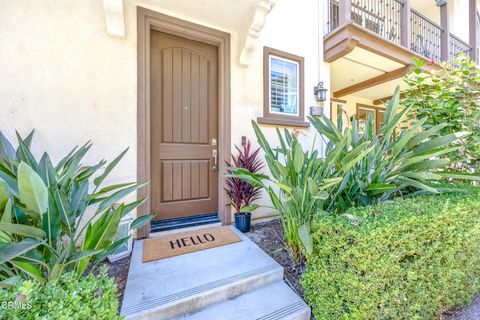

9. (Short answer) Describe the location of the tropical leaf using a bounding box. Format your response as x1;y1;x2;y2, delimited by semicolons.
18;162;48;218
413;132;469;154
307;177;319;196
123;198;147;217
0;131;16;162
93;148;129;187
293;143;304;173
1;198;12;224
71;181;88;217
38;153;57;189
0;177;10;211
0;238;44;264
15;131;38;170
97;182;148;212
0;164;18;194
365;183;397;195
57;142;91;186
0;276;20;288
54;189;75;233
0;223;46;239
130;213;155;230
406;123;450;148
240;204;259;213
75;160;106;182
43;189;61;243
89;182;136;201
78;205;124;275
436;172;480;181
93;236;129;264
66;249;103;263
397;176;439;193
298;223;313;255
10;260;45;284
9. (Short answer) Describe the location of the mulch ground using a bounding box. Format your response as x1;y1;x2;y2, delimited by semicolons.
88;256;131;307
245;219;305;296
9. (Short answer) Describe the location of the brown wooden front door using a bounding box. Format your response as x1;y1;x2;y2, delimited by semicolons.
150;31;218;221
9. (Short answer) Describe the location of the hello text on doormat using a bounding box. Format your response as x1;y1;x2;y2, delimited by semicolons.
142;226;242;262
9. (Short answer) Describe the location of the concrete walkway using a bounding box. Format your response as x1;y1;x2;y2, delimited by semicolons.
121;226;310;320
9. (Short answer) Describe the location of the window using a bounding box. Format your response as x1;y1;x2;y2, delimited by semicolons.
357;106;376;134
258;47;308;127
377;110;385;131
270;57;299;115
330;98;347;128
356;104;385;134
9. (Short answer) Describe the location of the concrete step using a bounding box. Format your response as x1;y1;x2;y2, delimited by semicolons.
121;226;284;320
180;281;311;320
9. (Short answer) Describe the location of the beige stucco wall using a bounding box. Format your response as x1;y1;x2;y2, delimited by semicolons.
229;0;328;221
0;0;329;223
450;0;470;43
0;0;137;184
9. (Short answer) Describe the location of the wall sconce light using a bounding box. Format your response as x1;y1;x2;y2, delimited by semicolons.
435;0;447;7
314;81;328;101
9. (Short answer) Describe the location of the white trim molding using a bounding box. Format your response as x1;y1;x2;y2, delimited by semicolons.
103;0;126;38
239;0;278;66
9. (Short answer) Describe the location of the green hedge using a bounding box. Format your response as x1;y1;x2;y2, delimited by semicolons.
0;267;122;320
302;186;480;320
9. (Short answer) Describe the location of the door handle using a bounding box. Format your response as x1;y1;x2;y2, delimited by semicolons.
212;149;218;171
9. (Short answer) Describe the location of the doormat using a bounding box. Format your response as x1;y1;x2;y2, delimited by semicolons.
143;226;242;262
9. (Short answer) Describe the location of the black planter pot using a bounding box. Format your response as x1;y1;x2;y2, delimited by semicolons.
234;213;251;233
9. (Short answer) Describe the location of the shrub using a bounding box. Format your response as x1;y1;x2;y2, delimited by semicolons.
309;86;478;213
402;55;480;172
0;266;122;320
302;186;480;319
0;131;154;284
233;87;478;265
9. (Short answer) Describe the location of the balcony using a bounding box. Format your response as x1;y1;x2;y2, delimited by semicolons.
326;0;471;63
324;0;474;103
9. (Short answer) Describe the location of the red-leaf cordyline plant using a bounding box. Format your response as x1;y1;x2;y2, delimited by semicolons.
225;141;263;214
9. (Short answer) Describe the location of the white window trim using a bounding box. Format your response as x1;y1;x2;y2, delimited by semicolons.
268;54;300;117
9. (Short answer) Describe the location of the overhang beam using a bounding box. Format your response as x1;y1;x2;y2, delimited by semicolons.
373;92;405;105
333;65;411;98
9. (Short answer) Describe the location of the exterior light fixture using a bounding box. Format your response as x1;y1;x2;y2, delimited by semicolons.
435;0;447;7
314;81;328;101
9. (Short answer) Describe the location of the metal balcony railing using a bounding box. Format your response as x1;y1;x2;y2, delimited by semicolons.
410;9;442;62
325;0;472;63
350;0;403;44
325;0;340;35
449;34;472;60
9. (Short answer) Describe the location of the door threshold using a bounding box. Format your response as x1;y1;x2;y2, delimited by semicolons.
150;213;221;236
